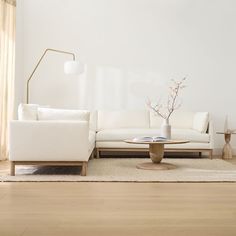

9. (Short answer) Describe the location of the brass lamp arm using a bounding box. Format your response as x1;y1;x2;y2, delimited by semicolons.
26;48;76;103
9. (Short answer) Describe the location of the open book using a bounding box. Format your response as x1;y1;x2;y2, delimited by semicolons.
132;136;167;142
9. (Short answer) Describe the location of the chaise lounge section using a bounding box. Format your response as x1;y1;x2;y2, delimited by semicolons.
9;105;95;176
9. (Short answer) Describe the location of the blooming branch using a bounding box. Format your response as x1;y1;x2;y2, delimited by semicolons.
147;78;186;120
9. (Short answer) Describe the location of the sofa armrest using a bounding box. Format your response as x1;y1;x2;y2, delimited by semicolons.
9;120;90;161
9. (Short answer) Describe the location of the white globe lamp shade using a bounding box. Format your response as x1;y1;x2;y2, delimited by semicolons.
64;61;84;74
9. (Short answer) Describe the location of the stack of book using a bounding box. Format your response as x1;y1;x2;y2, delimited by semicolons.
132;136;168;142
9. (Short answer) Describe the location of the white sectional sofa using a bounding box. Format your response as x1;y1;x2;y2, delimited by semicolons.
9;105;213;176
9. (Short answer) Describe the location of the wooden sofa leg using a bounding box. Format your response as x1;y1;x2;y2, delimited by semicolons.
209;150;213;159
10;161;15;176
90;149;95;160
96;148;100;159
81;162;88;176
199;152;202;157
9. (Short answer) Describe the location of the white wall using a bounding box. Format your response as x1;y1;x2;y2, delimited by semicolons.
16;0;236;152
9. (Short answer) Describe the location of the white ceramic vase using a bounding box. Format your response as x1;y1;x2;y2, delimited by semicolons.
161;119;171;139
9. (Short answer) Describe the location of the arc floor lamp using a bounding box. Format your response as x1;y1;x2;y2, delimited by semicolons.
26;48;84;104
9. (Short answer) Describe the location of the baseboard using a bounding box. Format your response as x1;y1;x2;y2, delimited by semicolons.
213;148;222;155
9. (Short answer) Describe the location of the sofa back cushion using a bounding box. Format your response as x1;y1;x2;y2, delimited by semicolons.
170;111;195;129
18;103;38;120
18;104;39;120
150;110;209;133
97;110;150;130
150;111;194;129
18;104;51;120
193;112;209;133
149;112;164;128
38;108;90;121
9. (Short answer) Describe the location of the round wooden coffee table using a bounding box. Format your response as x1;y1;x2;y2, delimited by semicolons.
125;139;189;170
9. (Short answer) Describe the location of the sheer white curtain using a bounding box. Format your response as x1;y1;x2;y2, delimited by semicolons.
0;0;16;160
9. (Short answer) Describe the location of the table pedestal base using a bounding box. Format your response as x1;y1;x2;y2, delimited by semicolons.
222;143;233;159
149;143;164;163
136;162;176;170
137;143;176;170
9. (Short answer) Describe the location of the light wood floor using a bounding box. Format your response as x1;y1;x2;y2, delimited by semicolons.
0;156;236;236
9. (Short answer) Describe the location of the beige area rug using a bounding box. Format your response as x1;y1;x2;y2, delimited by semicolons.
1;158;236;182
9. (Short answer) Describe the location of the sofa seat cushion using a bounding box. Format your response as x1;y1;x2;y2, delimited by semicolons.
96;128;210;143
96;141;212;149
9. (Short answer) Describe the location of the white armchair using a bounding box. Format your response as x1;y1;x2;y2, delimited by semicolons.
9;105;94;176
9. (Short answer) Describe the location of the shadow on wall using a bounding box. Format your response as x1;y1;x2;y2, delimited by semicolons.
78;65;174;110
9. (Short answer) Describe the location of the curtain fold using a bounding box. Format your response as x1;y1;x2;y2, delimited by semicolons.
0;0;16;160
